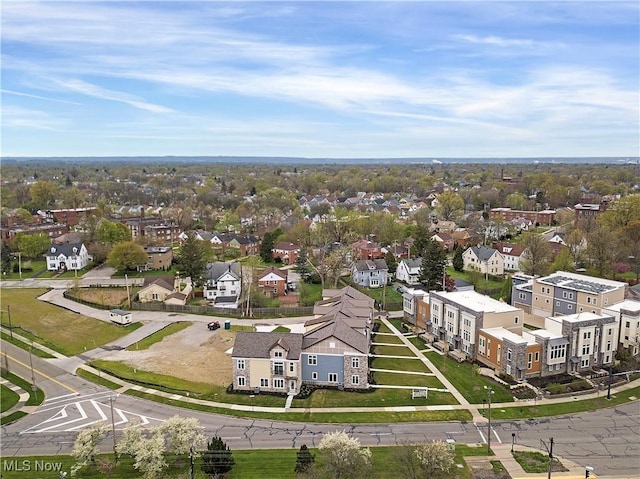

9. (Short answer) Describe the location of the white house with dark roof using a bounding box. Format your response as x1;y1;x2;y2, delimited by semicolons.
462;245;504;276
46;242;90;271
395;258;422;285
350;259;388;288
203;262;242;307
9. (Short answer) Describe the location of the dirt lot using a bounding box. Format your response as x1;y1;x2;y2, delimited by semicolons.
74;287;130;306
101;322;235;386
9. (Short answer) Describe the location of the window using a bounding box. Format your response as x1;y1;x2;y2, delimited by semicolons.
152;293;159;300
581;359;589;368
550;344;566;360
274;350;283;358
329;341;336;348
535;351;539;362
311;372;318;380
352;357;360;368
260;378;269;388
273;378;284;389
237;359;245;370
556;301;560;307
497;346;501;364
527;353;532;369
514;316;519;324
352;375;359;385
626;321;631;328
608;328;613;335
587;297;592;304
237;376;245;387
289;362;295;373
568;305;572;310
328;373;338;383
582;344;590;356
583;331;591;340
273;362;284;376
507;348;512;361
308;355;317;366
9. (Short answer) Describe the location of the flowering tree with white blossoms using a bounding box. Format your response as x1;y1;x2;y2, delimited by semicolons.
317;430;372;479
70;424;109;475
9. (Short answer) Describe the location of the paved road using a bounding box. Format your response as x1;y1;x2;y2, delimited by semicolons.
2;340;639;477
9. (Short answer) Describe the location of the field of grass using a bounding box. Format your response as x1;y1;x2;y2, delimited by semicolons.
76;368;122;390
373;371;444;389
372;344;416;356
371;332;404;344
1;370;44;406
0;332;55;358
0;444;488;479
125;322;192;351
0;289;141;356
425;352;513;403
1;384;20;412
1;260;47;280
513;450;567;473
371;356;431;373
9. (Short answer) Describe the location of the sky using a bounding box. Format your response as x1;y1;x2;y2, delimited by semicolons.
1;1;639;158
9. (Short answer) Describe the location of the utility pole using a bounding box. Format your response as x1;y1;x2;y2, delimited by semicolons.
607;365;612;399
543;437;554;479
28;341;36;391
484;386;494;454
6;304;13;339
109;395;118;463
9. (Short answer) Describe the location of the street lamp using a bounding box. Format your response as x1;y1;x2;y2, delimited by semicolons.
484;386;494;454
511;432;516;453
585;466;594;478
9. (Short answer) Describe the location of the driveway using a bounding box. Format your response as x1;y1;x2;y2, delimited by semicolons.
81;264;117;280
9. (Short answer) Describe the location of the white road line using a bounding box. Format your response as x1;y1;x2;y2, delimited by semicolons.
475;423;487;444
37;392;115;412
22;406;69;433
492;428;502;444
33;403;88;433
43;392;79;404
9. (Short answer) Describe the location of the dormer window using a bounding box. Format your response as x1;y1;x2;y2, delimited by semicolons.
274;350;283;358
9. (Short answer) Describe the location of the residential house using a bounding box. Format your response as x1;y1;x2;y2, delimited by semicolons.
232;332;304;395
603;300;640;356
228;235;260;256
144;224;182;244
574;202;607;226
428;290;523;361
231;286;373;394
139;246;173;271
45;242;91;271
429;220;456;234
396;258;422;285
462;246;504;276
476;327;542;381
1;223;69;246
511;271;627;319
258;266;288;297
45;207;98;227
402;288;429;328
272;242;301;265
431;232;455;251
351;259;388;289
351;239;384;260
494;242;524;272
203;262;242;308
137;275;192;305
383;244;409;259
450;229;477;248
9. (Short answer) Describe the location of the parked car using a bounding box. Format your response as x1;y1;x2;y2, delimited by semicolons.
207;321;220;331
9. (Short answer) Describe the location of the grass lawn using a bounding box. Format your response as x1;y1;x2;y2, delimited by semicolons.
513;450;568;473
76;368;122;390
1;260;47;280
372;344;417;357
1;332;55;358
490;386;640;420
373;371;444;389
1;370;44;406
0;444;488;479
371;356;431;373
407;336;427;349
371;332;404;344
125;322;192;351
1;384;20;412
0;289;142;356
374;321;393;334
425;352;513;404
272;326;291;333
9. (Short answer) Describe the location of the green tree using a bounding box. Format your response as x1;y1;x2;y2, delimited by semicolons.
519;233;551;276
434;190;464;221
500;275;513;303
14;233;50;259
419;239;447;291
260;227;283;263
1;242;13;274
550;248;576;273
385;250;398;275
295;248;313;283
201;435;235;477
96;219;131;244
412;224;431;257
106;241;148;272
395;440;455;479
176;233;211;287
295;444;315;474
29;181;58;209
452;244;464;272
586;225;616;277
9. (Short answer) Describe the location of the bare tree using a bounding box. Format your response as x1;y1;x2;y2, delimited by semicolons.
519;233;552;276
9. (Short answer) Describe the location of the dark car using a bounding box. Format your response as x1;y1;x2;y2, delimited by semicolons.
207;321;220;331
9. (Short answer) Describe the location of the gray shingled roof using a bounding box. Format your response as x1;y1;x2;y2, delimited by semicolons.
46;242;85;258
352;259;388;272
232;332;303;359
205;262;241;281
303;319;369;354
470;246;498;261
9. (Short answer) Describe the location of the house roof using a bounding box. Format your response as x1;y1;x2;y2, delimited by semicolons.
352;259;388;272
468;245;498;261
46;242;85;258
232;332;303;359
259;266;287;281
205;262;241;281
399;258;422;270
141;276;174;291
303;319;369;354
494;242;524;256
273;242;300;251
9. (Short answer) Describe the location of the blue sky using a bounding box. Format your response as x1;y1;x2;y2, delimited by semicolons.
2;1;638;158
